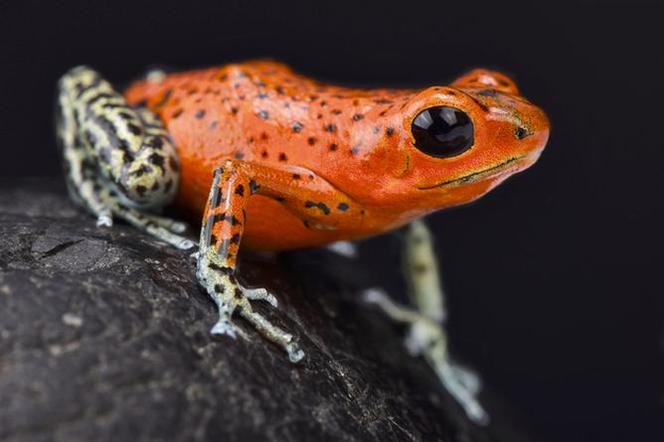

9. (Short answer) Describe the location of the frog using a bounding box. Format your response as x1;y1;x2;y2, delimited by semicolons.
55;60;549;424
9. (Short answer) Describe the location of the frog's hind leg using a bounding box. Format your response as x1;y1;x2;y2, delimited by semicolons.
56;74;113;225
364;220;489;425
56;66;193;249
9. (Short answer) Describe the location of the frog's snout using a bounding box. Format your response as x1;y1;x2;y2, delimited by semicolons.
452;68;550;158
513;101;550;159
478;89;550;160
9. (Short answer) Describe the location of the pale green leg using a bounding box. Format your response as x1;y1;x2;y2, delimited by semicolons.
364;219;489;425
56;66;194;250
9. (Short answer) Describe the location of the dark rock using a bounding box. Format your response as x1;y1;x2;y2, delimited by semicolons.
0;179;529;442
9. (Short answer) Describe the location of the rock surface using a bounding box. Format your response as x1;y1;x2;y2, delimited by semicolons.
0;180;528;442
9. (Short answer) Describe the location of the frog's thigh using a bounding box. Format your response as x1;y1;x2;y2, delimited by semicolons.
56;72;113;224
56;67;192;249
58;66;179;207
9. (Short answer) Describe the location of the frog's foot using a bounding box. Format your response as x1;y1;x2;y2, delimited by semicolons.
110;201;195;250
89;194;188;234
197;252;304;363
76;184;194;250
139;212;189;234
363;288;489;425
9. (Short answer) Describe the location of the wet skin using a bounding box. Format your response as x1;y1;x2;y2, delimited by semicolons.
123;61;549;251
56;61;549;423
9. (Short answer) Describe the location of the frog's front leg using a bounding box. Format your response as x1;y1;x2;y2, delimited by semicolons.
55;66;193;249
197;160;361;363
364;220;488;425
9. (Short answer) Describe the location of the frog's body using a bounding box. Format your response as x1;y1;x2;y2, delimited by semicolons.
123;60;548;250
56;60;549;424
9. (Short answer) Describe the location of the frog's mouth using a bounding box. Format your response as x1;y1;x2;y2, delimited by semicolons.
416;154;531;190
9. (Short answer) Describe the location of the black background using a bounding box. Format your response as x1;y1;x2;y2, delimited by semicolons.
1;0;662;441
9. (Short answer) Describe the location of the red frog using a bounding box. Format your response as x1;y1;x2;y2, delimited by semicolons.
56;60;549;423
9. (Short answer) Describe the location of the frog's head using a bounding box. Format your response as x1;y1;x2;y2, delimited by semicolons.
368;69;549;213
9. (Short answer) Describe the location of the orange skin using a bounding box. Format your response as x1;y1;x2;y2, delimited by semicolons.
124;60;549;251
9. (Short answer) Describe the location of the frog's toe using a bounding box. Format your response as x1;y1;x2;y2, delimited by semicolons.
210;316;238;338
286;342;305;363
236;306;305;363
96;212;113;228
436;361;489;425
145;225;195;250
168;221;188;234
241;286;278;308
143;213;189;234
447;363;482;395
142;214;195;248
175;238;196;250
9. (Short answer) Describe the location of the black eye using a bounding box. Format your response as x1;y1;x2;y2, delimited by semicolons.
411;106;474;158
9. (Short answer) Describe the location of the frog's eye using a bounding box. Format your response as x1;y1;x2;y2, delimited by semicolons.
411;106;474;158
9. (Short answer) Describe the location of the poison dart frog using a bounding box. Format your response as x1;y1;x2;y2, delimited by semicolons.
56;60;549;423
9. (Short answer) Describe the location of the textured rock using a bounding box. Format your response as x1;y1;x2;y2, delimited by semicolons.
0;179;527;442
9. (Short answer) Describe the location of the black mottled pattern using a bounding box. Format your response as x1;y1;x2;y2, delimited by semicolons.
304;200;330;215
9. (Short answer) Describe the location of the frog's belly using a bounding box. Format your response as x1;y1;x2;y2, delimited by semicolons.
173;152;353;251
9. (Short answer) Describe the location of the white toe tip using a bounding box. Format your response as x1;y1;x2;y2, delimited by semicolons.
267;295;278;308
96;216;113;227
171;222;187;233
361;288;387;304
287;343;305;363
178;239;196;250
211;321;236;339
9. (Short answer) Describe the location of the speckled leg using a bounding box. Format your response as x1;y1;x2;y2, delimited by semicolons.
364;220;488;425
197;160;361;362
196;163;301;362
55;66;193;249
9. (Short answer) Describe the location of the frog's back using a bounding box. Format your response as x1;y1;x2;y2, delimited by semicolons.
125;60;327;169
124;60;411;225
